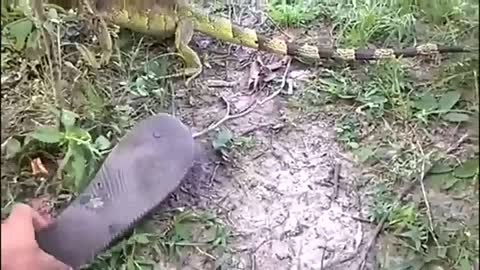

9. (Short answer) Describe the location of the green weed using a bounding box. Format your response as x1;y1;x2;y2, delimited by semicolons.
267;0;322;27
88;209;231;270
212;127;256;158
3;109;112;193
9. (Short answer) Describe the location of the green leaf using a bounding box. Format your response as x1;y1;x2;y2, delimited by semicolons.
441;177;460;190
126;258;136;270
174;223;193;241
69;145;87;191
353;146;375;163
84;81;104;117
145;59;168;77
212;128;233;150
94;135;111;150
453;159;479;178
414;93;438;111
347;141;360;149
3;137;22;159
442;113;470;122
429;162;453;174
25;28;41;49
60;110;78;129
458;257;473;270
30;127;64;143
424;174;448;190
422;261;447;270
65;127;91;142
436;246;447;259
7;18;33;50
438;91;461;111
133;233;150;244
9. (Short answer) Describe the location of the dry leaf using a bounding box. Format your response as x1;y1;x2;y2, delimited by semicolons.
289;70;312;81
206;79;238;87
263;71;278;83
265;56;289;71
248;58;262;91
75;43;100;69
286;78;294;95
31;157;49;176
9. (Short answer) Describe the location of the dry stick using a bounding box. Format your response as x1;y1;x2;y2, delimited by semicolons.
356;175;422;270
357;140;464;270
192;50;291;138
332;163;341;200
192;89;283;138
280;57;292;89
169;80;176;116
320;247;326;270
416;144;440;247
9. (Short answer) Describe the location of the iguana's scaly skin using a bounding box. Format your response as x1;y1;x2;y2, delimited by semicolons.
82;0;473;84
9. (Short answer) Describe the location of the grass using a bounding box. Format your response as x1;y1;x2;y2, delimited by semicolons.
1;2;232;268
270;0;479;269
87;209;232;270
0;0;478;269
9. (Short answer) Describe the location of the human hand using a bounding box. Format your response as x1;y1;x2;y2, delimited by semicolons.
1;203;72;270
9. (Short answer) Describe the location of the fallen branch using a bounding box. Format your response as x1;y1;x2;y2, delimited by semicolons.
332;163;341;200
192;96;257;138
356;174;422;270
192;90;283;138
356;136;466;269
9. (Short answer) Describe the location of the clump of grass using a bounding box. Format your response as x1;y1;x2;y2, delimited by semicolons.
328;0;417;47
284;0;478;268
267;0;323;27
269;0;478;47
88;209;232;270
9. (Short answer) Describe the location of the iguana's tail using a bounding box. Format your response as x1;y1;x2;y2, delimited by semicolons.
192;10;475;61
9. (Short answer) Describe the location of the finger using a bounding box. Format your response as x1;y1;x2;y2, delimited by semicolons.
31;209;52;231
4;203;36;237
37;251;73;270
5;203;51;231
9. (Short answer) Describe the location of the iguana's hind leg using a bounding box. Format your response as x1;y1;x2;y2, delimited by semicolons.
79;0;113;65
175;18;202;86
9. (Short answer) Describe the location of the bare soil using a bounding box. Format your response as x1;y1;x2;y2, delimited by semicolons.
145;32;378;269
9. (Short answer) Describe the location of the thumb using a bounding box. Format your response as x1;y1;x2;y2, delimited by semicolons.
37;251;73;270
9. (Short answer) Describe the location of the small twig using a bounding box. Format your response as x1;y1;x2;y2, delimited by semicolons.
208;162;221;183
416;145;439;247
250;253;256;270
350;215;373;223
320;246;326;270
252;238;271;253
192;96;256;138
169;81;175;116
332;163;341;200
446;133;469;154
357;133;468;270
193;87;283;138
280;57;292;89
206;79;239;87
258;89;281;106
356;172;425;270
297;238;304;270
195;246;216;261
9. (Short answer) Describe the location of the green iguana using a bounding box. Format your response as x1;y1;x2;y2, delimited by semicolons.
71;0;474;85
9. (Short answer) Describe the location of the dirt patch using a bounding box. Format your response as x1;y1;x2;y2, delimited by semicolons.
154;74;376;269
